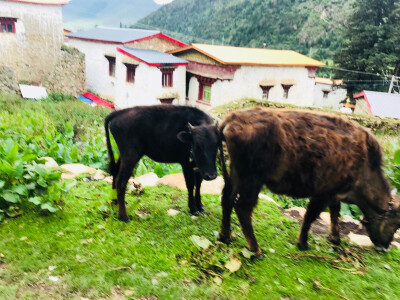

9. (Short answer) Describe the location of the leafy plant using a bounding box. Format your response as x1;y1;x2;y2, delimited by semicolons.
0;138;61;219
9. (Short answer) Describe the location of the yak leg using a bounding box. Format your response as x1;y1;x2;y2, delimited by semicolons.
328;201;341;245
115;157;139;222
298;197;329;250
182;163;198;215
219;179;235;244
234;184;263;257
194;171;204;213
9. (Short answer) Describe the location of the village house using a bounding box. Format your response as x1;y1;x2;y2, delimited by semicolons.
353;90;400;119
168;44;325;108
67;27;188;108
0;0;69;84
313;77;347;109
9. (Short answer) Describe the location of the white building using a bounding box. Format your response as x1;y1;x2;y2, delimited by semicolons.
67;27;188;108
0;0;68;82
169;44;325;109
313;77;347;109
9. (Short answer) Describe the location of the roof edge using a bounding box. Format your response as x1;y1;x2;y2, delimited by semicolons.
124;32;187;48
117;47;188;67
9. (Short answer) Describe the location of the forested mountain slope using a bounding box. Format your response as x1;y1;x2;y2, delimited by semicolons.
136;0;355;61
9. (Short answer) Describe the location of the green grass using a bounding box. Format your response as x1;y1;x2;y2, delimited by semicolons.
1;181;400;299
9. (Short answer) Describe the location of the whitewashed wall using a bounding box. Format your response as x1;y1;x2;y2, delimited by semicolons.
313;83;347;109
188;65;316;109
68;38;187;107
114;52;186;108
0;1;64;82
67;39;118;100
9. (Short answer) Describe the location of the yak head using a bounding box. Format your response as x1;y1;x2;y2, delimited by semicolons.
363;189;400;251
177;122;218;181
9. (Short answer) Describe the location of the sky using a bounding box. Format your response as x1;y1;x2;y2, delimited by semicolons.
153;0;174;4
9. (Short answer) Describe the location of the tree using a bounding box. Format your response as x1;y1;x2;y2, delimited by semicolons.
334;0;400;96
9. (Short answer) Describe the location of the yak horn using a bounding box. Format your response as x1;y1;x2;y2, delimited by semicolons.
188;123;194;130
391;189;398;197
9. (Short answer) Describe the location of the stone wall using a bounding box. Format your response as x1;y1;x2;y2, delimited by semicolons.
0;1;64;83
0;66;19;94
45;46;86;96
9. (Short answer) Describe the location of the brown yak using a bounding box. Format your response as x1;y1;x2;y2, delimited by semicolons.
218;106;400;257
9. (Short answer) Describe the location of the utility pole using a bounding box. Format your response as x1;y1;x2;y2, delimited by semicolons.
388;75;400;94
388;75;394;93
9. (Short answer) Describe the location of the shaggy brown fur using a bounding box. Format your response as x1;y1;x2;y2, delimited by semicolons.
218;107;400;255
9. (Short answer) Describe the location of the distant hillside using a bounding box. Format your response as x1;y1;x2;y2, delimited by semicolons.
62;0;161;30
135;0;355;62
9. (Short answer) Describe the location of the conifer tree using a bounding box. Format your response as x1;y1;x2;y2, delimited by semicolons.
334;0;400;95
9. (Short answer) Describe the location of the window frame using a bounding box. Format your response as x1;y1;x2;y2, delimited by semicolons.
160;67;175;87
105;56;116;77
125;63;137;83
281;84;293;99
260;85;273;100
0;17;16;33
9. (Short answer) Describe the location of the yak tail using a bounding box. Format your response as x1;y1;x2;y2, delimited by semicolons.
104;112;119;177
218;127;229;181
218;127;235;210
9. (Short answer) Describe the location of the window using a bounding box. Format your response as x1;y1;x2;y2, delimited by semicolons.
323;91;329;98
196;75;216;104
203;85;211;102
160;68;174;87
260;85;273;100
0;17;16;33
282;84;292;99
105;56;116;77
159;98;174;104
125;63;137;83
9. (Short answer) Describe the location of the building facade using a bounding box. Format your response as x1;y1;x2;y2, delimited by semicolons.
313;77;347;109
67;27;188;108
0;0;68;83
169;44;325;109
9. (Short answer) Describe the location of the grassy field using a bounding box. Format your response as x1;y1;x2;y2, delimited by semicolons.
1;94;400;299
1;180;400;299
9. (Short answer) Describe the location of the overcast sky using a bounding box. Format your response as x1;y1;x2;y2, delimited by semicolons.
154;0;174;4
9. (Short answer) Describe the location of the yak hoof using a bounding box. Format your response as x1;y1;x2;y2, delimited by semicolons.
198;205;205;212
190;210;201;216
218;233;231;245
328;236;341;246
251;251;264;260
118;215;131;223
297;242;310;251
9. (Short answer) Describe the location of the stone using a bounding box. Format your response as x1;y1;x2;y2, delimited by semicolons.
42;157;58;168
258;193;279;206
342;214;360;225
135;172;159;187
347;232;373;247
284;207;306;220
104;176;113;184
92;169;106;181
319;212;331;226
167;208;180;216
157;173;224;195
60;163;97;180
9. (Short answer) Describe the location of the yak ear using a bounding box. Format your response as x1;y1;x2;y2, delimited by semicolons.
177;130;192;144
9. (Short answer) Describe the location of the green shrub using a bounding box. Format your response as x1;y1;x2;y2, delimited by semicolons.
0;138;61;221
